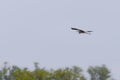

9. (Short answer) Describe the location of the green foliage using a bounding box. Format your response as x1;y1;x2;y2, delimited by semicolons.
0;62;112;80
11;67;34;80
71;66;83;80
33;62;51;80
88;65;111;80
52;68;73;80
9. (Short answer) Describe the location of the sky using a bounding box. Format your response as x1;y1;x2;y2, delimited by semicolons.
0;0;120;79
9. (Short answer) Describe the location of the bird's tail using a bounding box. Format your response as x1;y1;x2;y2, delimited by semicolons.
86;31;92;35
87;31;93;32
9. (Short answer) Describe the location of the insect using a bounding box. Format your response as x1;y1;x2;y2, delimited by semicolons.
71;27;93;35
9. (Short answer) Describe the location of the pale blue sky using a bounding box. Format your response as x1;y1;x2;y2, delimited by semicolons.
0;0;120;79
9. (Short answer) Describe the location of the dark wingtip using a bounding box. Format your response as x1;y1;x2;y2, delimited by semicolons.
71;27;74;30
87;31;93;32
71;27;78;30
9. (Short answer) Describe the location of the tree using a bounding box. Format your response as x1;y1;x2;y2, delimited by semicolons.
71;66;83;80
52;66;85;80
10;66;34;80
88;65;111;80
0;62;10;80
52;68;73;80
33;62;50;80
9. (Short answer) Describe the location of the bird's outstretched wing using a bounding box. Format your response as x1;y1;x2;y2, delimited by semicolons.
71;27;93;34
71;27;79;30
71;27;85;32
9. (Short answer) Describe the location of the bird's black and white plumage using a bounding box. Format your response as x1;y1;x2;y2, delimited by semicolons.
71;27;92;34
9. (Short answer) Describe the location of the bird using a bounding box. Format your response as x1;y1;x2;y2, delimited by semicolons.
71;27;93;35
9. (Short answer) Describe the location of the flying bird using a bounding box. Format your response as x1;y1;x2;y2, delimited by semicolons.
71;27;93;34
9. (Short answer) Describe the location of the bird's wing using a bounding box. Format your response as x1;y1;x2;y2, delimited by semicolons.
71;27;86;32
71;27;79;30
87;31;93;32
78;29;86;32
